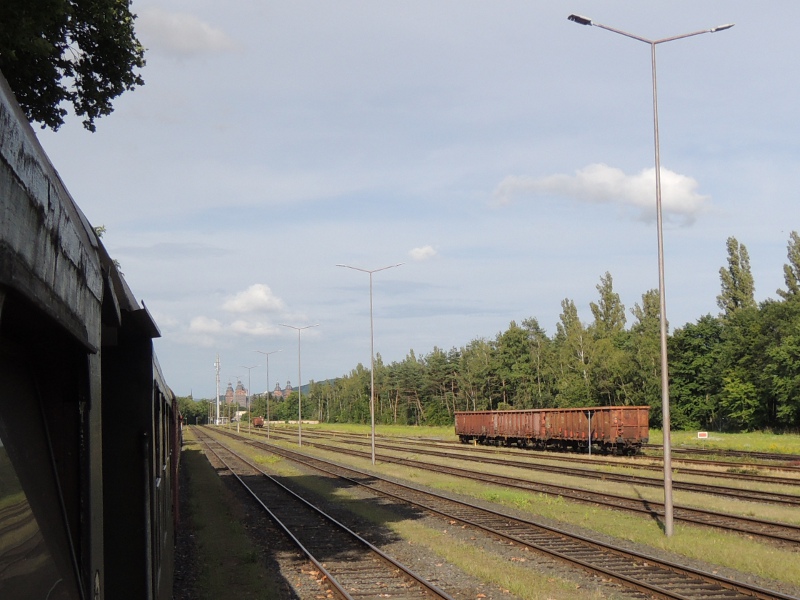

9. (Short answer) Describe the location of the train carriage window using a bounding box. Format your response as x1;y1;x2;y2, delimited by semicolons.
0;358;80;599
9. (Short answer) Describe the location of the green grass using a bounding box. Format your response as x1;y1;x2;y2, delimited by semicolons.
368;456;800;587
234;436;613;600
265;426;800;588
181;430;284;599
293;421;457;440
649;429;800;454
199;424;800;594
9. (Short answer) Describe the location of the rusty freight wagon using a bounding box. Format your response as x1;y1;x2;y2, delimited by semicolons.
454;406;650;454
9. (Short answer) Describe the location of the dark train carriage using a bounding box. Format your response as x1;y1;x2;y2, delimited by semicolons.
455;406;649;454
100;284;176;600
0;70;177;599
0;69;105;599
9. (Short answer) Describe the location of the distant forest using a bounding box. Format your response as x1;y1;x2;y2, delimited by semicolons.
182;232;800;433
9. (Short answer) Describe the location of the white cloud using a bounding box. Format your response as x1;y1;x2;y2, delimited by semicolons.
491;163;710;225
409;245;438;261
178;315;279;346
230;320;280;337
170;286;286;347
137;8;241;57
222;284;285;313
189;315;223;334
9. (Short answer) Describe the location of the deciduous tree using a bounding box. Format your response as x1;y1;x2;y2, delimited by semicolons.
554;298;592;406
717;236;756;317
778;231;800;300
590;272;626;336
0;0;145;131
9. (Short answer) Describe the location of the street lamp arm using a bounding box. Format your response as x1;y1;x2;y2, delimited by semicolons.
373;262;404;273
654;25;734;45
568;14;734;45
336;264;368;274
336;263;404;275
279;324;319;331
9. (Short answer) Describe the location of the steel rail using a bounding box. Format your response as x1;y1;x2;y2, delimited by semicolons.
193;426;456;600
219;429;795;600
248;428;800;546
270;428;800;504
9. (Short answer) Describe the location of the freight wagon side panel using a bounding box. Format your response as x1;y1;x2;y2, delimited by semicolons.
567;410;586;441
619;407;650;443
497;411;520;440
533;412;542;439
455;411;492;438
495;411;509;438
592;409;611;442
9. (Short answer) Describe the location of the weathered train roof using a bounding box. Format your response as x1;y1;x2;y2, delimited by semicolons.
0;70;159;350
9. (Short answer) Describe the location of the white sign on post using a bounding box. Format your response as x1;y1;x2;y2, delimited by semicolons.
697;431;708;439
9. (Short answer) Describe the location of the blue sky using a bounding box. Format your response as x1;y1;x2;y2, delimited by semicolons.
35;1;800;398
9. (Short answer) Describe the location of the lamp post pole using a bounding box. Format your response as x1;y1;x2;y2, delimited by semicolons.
568;14;733;536
255;349;282;439
214;354;221;425
240;364;258;435
337;262;403;465
280;323;319;446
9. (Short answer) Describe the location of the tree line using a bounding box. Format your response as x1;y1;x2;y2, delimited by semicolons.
10;8;797;434
182;232;800;433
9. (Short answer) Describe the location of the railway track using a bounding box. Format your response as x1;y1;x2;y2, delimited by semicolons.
192;426;456;600
272;428;800;506
208;427;797;600
445;438;800;482
298;427;800;477
285;428;800;485
259;428;800;547
643;444;800;464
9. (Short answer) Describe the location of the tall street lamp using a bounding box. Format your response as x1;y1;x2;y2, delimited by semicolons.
255;349;282;439
337;262;403;465
568;13;733;536
214;354;221;425
280;323;319;446
240;364;259;435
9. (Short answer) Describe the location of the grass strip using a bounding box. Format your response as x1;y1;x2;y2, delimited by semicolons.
276;433;800;587
181;433;283;599
234;441;615;600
